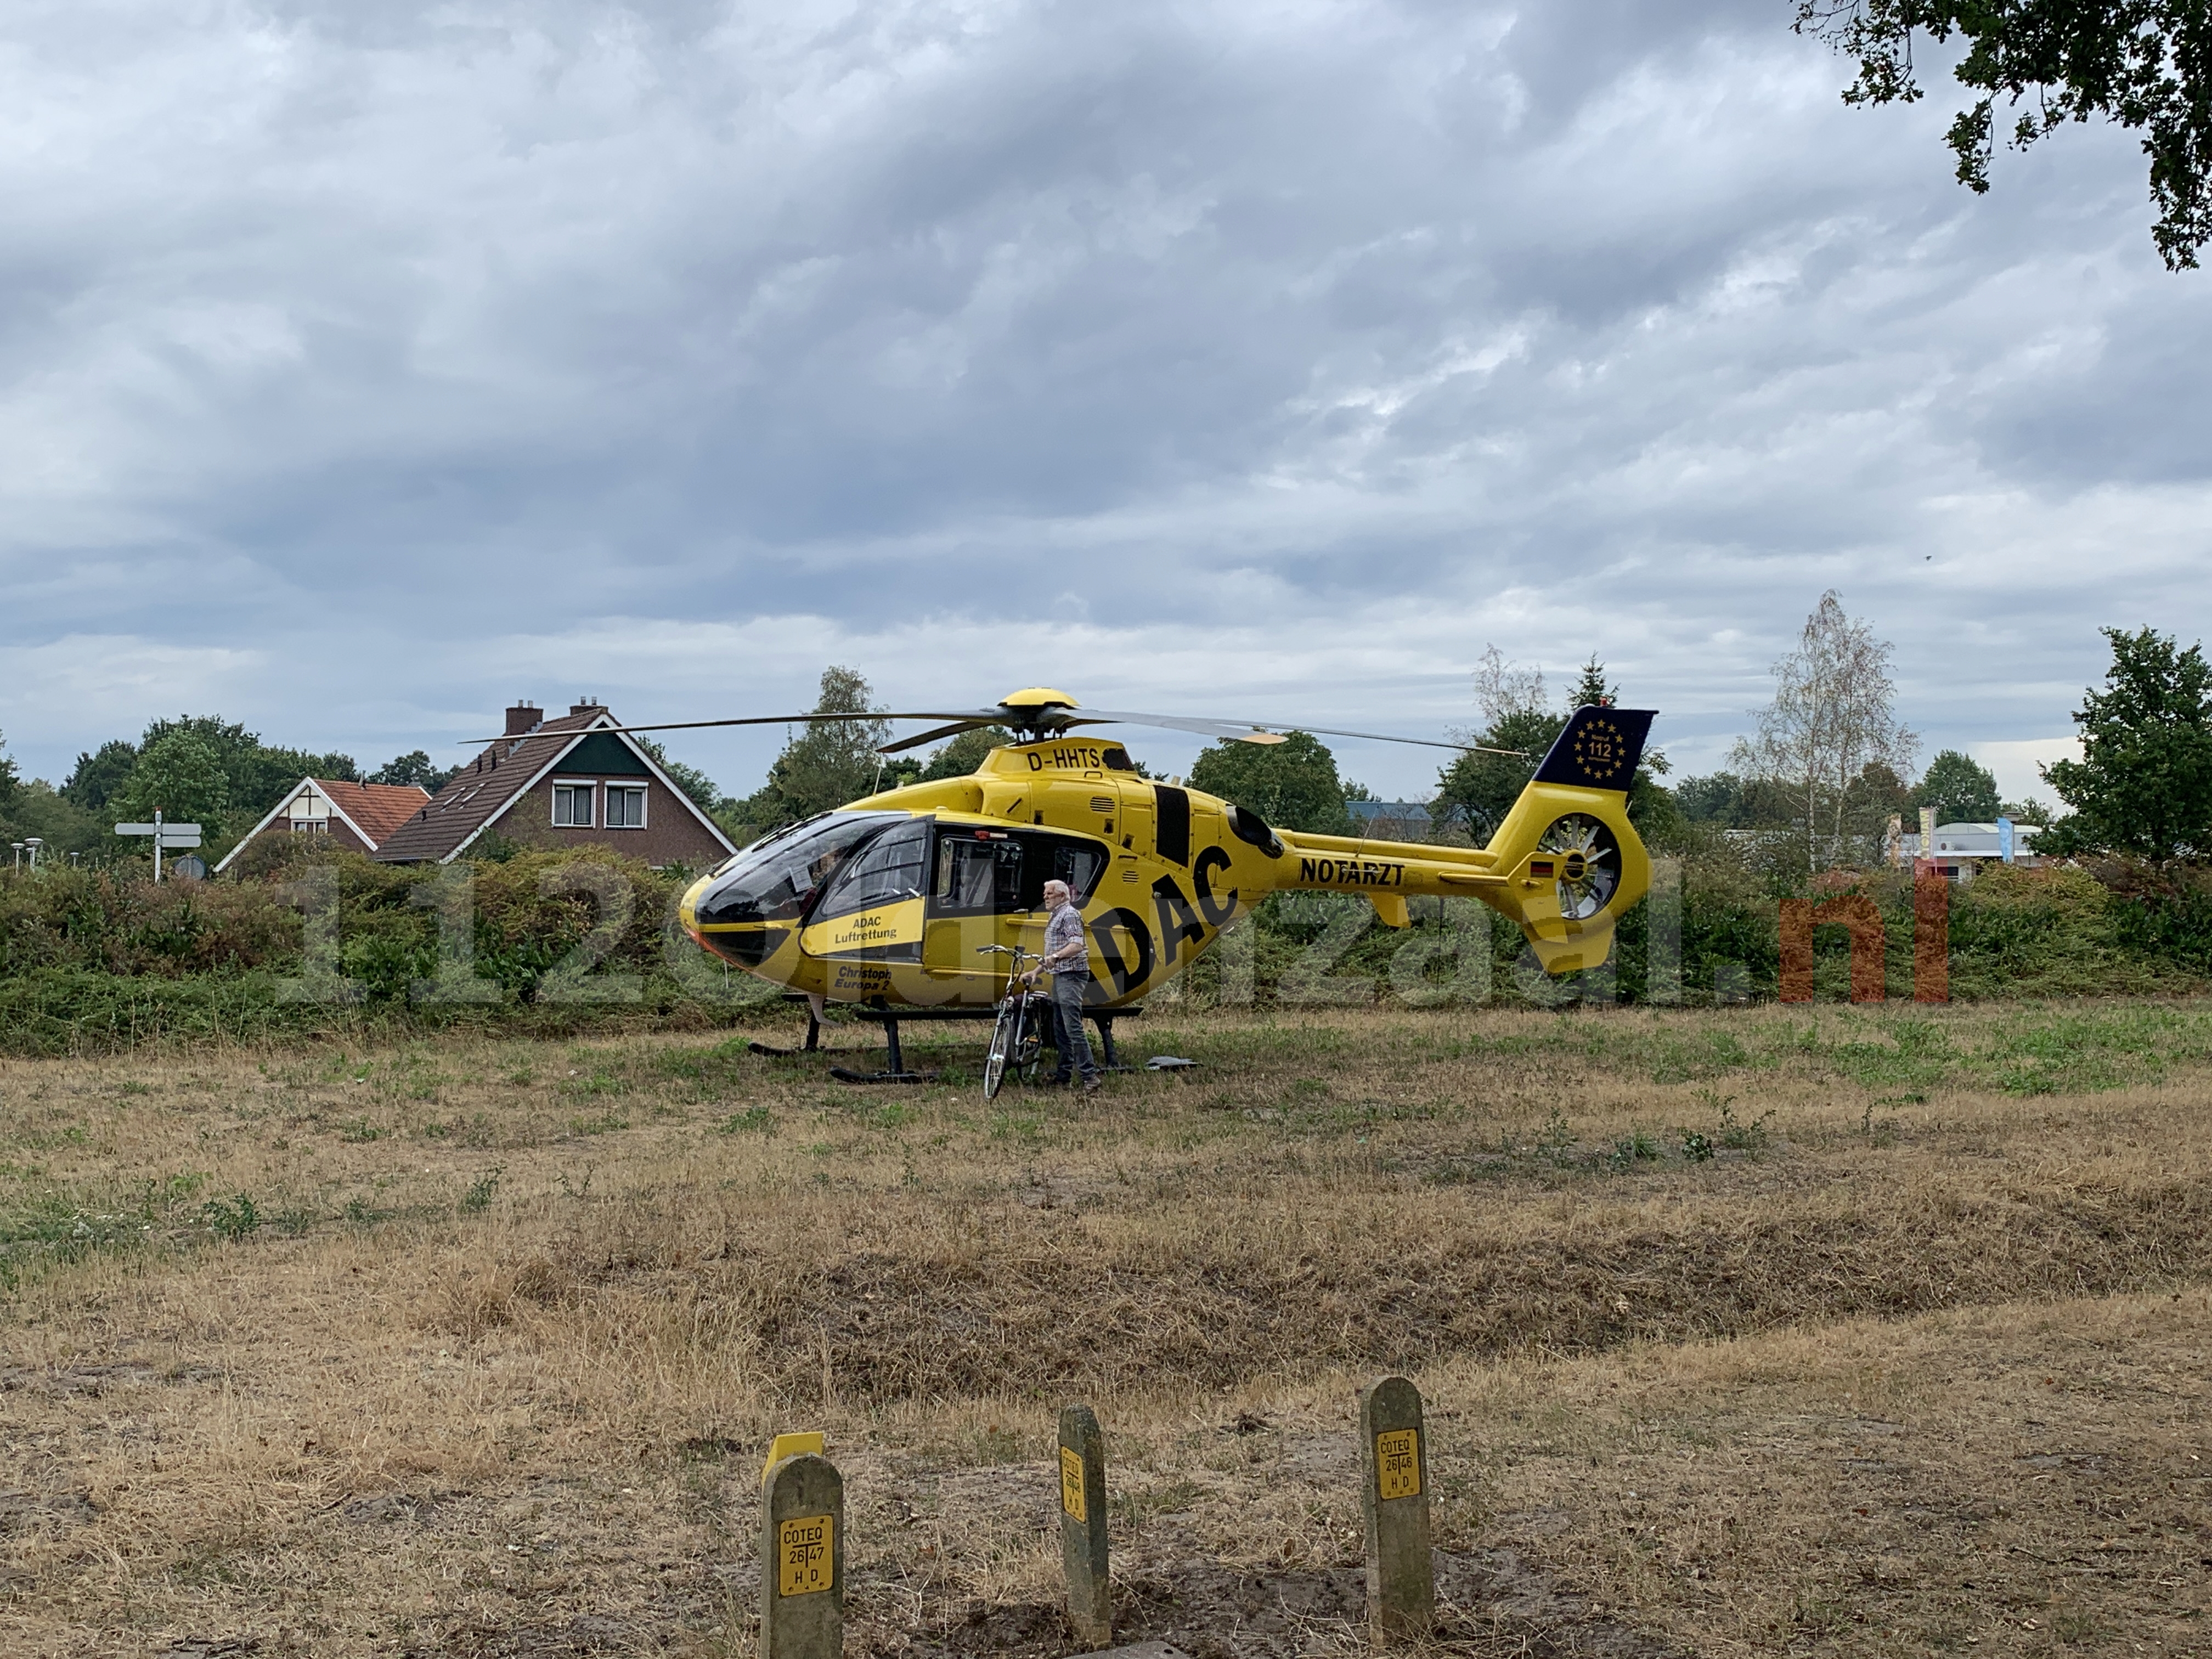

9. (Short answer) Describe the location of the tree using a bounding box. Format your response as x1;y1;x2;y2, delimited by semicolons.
0;782;107;860
63;740;139;812
922;725;1018;781
0;730;18;816
1848;760;1917;844
1569;656;1616;709
1731;592;1918;871
1798;2;2212;269
735;667;893;832
369;751;456;791
2039;626;2212;858
112;730;231;836
133;715;356;820
1673;770;1807;829
1434;645;1568;841
1675;770;1750;824
637;740;725;817
1915;749;2002;822
1188;731;1354;834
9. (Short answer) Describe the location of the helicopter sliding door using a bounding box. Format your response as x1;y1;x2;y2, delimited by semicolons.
923;825;1108;1004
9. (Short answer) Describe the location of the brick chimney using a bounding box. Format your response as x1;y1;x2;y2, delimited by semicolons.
505;700;542;736
569;696;605;718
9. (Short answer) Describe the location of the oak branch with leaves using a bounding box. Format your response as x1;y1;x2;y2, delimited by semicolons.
1798;1;2212;269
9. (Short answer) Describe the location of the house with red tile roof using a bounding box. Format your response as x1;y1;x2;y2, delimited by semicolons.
369;700;736;868
214;777;434;871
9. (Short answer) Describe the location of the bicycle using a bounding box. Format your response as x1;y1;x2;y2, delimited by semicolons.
978;944;1047;1099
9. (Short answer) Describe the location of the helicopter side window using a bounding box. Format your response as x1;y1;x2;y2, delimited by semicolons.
811;818;931;919
929;828;1105;915
1044;842;1105;905
934;833;1024;916
1006;832;1104;909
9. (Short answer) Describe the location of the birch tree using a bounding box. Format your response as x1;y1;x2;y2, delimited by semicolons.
1731;593;1918;871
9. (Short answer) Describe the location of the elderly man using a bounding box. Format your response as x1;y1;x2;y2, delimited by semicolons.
1032;878;1102;1092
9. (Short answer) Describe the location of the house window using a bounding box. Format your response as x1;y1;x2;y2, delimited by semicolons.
552;783;595;827
291;819;328;836
605;785;647;830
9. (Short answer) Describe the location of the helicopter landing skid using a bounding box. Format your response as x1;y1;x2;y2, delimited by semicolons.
815;1002;1143;1086
823;1014;941;1084
748;1009;826;1060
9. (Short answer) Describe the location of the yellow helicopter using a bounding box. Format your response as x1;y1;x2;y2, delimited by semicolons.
584;687;1654;1073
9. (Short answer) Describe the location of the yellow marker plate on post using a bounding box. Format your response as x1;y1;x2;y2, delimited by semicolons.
777;1513;835;1596
1375;1427;1421;1500
761;1431;825;1488
1059;1446;1087;1521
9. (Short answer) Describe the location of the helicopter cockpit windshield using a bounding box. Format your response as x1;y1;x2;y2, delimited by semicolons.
691;812;904;929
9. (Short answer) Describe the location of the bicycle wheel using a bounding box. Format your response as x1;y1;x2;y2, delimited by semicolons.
1013;996;1045;1084
982;998;1019;1099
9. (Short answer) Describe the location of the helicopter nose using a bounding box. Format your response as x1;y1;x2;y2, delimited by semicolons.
681;866;792;968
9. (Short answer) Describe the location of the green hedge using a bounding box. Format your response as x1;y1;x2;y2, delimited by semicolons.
4;845;2210;1055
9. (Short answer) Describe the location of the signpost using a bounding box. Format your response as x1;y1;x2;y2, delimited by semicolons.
114;811;202;882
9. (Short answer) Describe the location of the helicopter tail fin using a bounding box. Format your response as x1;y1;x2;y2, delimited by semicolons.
1530;706;1655;793
1470;707;1657;974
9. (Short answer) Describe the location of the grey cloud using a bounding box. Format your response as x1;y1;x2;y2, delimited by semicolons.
0;0;2205;798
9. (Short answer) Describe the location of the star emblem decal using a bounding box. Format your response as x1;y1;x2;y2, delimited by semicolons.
1573;716;1624;783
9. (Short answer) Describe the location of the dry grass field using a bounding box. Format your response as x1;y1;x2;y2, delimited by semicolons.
3;1000;2209;1658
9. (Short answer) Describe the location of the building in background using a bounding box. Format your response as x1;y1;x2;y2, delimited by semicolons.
1901;821;2044;882
371;700;735;868
213;778;432;872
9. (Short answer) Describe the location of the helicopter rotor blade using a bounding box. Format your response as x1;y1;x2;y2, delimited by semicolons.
1260;723;1529;757
464;702;1528;759
1068;708;1525;757
461;711;1000;745
1060;709;1289;744
875;719;994;755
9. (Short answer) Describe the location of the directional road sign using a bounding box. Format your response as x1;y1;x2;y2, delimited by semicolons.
115;814;204;880
116;824;202;847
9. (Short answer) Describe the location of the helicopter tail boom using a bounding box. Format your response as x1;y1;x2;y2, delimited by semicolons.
1269;707;1657;974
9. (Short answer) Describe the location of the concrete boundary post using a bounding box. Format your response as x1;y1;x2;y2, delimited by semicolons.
1359;1375;1434;1647
761;1451;843;1659
1059;1403;1112;1649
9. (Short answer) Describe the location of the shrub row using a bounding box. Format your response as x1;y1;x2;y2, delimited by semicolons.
2;847;2207;1055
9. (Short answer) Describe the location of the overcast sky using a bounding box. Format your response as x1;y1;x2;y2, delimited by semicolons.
2;0;2204;803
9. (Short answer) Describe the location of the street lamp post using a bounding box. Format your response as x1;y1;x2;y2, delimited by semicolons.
24;837;43;871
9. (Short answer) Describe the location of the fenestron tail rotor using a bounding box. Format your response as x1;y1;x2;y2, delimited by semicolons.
1537;814;1622;922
